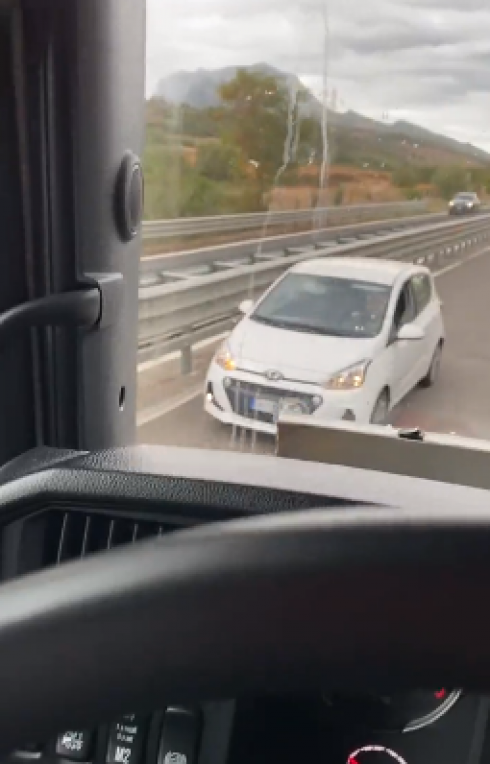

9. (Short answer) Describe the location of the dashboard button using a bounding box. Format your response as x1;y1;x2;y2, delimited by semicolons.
106;715;146;764
56;731;94;761
157;708;201;764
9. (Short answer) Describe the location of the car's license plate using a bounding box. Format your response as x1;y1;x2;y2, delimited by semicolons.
250;396;277;416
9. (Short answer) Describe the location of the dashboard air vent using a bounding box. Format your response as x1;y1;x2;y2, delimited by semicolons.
12;509;169;577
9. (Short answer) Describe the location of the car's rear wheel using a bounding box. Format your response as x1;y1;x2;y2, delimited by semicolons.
420;342;442;388
370;389;390;424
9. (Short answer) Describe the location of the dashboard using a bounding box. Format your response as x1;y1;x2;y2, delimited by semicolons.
6;692;489;764
2;446;490;764
230;692;490;764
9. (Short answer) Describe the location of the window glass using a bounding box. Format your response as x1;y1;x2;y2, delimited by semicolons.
411;274;432;315
252;273;391;338
393;284;415;329
138;0;489;448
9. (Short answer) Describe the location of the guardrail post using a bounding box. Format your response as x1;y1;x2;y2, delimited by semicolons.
181;345;192;375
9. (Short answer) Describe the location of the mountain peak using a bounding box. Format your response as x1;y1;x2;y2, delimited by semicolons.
155;62;297;107
153;64;490;165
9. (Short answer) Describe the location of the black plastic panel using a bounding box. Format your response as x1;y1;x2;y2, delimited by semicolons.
1;444;490;533
5;703;235;764
0;446;489;751
0;446;372;534
10;0;145;454
0;8;38;464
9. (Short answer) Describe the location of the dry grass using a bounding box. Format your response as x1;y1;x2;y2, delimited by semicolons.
182;146;198;165
268;165;406;210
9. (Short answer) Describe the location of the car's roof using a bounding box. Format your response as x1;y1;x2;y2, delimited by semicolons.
290;257;424;286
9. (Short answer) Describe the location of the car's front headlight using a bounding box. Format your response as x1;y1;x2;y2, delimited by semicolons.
324;360;371;390
214;342;237;371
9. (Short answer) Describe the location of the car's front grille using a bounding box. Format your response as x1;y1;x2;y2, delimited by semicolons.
224;379;319;424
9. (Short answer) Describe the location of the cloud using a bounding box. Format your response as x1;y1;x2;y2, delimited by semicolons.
146;0;490;150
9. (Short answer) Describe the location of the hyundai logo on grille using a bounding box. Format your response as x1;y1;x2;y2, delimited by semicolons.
265;369;284;381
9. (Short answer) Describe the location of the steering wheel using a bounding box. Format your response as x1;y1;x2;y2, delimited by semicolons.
0;506;487;753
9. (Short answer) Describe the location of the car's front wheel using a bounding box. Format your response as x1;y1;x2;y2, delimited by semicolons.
420;342;442;388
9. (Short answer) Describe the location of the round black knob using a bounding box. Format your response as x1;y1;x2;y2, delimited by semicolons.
115;151;144;241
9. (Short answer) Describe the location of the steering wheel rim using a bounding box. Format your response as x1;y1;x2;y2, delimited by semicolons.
0;505;488;752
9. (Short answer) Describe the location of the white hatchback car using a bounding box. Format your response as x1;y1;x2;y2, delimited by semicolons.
204;257;444;434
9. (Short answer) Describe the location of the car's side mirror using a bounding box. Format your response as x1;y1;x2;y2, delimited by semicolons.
397;323;425;341
239;299;254;314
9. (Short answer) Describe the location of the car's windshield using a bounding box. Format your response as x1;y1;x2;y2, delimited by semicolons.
251;273;391;338
138;0;490;451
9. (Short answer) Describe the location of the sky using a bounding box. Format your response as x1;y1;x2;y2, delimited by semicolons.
146;0;490;151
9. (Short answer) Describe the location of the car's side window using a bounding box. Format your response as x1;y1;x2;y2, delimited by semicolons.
393;282;416;330
410;274;432;315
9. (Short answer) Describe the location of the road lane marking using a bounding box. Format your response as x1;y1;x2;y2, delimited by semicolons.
137;245;490;425
434;245;490;277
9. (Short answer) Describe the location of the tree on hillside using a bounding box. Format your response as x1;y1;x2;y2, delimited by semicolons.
296;117;323;164
431;166;470;199
196;143;242;182
392;166;419;188
181;105;219;138
218;70;300;195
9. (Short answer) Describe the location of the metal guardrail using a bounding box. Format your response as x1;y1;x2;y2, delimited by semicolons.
142;201;427;240
138;215;490;370
139;209;448;287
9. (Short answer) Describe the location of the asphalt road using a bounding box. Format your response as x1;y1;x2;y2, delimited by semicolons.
138;247;490;453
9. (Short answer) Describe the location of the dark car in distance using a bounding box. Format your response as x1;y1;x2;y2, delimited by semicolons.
448;191;481;214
